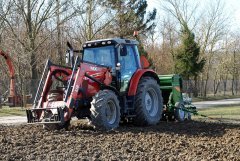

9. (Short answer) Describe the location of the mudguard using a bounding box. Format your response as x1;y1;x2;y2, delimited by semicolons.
127;69;160;96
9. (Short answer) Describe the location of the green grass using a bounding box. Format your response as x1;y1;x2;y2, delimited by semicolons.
193;106;240;120
0;106;26;117
192;95;240;102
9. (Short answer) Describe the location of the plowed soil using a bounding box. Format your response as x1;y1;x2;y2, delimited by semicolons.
0;120;239;161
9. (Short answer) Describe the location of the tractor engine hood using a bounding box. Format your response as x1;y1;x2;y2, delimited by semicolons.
70;62;112;99
81;62;111;82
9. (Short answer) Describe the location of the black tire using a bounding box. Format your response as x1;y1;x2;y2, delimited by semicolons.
175;102;185;122
133;77;163;126
90;90;120;131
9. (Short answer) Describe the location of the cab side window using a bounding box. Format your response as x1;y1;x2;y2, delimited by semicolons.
119;45;138;76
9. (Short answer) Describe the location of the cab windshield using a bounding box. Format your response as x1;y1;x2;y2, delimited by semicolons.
83;45;115;68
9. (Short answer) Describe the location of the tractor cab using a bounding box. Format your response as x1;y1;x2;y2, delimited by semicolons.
82;38;141;92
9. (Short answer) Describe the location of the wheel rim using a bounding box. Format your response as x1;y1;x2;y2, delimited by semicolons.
105;99;117;125
178;105;185;120
144;88;158;117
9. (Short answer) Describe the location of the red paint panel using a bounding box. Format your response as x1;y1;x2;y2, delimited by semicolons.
128;69;158;96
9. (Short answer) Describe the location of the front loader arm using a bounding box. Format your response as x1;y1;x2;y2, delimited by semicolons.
65;56;84;108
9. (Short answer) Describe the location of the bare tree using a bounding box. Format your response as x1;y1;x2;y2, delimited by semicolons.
0;0;76;100
69;0;115;44
197;0;230;97
225;33;240;95
163;0;201;30
162;0;204;95
55;0;78;64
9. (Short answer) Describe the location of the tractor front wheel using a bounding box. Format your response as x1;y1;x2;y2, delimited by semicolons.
90;90;120;131
133;77;163;126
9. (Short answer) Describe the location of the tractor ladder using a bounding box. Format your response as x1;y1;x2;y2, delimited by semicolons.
64;56;80;102
32;60;51;109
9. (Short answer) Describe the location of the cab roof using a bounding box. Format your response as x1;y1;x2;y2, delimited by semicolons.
84;38;139;46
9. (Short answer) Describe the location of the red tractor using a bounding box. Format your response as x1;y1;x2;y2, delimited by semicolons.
26;38;163;130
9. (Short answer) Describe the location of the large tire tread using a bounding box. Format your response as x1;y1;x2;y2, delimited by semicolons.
133;77;163;126
90;90;120;131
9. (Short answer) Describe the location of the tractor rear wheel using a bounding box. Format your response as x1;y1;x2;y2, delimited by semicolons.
90;90;120;131
174;102;186;122
133;77;163;126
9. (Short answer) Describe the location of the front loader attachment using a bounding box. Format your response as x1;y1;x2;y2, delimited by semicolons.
26;57;80;126
26;107;64;124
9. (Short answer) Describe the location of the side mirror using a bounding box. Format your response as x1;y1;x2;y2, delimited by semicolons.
66;41;74;67
65;50;70;64
120;45;127;56
140;55;150;69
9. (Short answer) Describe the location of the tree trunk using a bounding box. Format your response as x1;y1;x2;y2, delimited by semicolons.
187;78;190;95
87;0;93;40
30;52;38;103
223;74;228;96
214;79;220;95
56;0;63;64
204;73;209;98
204;54;213;98
27;0;38;103
223;80;227;96
231;78;234;96
213;71;221;96
193;75;198;97
236;79;238;95
199;74;204;97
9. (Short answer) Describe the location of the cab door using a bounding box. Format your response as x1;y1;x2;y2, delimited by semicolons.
118;44;140;92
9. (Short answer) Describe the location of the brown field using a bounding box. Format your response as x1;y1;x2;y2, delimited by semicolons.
0;120;239;161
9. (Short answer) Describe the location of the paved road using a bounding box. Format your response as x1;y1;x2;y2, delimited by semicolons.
0;116;27;125
193;98;240;108
1;98;240;125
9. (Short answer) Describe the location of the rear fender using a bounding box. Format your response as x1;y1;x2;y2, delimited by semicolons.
127;69;160;96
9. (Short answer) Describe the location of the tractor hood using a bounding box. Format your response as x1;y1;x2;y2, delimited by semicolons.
81;61;109;73
80;61;111;82
68;61;112;100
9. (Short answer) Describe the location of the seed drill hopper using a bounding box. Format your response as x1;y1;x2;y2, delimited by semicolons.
159;74;197;121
